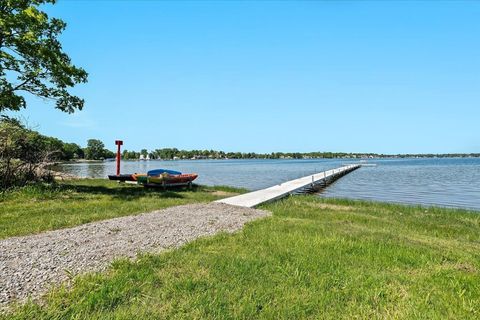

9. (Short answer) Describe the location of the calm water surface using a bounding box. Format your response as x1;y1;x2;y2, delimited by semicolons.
56;158;480;211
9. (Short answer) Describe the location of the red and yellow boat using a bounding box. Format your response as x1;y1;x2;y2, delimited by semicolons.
136;173;198;187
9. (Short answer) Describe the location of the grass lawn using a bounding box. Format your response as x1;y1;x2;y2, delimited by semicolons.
0;179;245;239
4;195;480;319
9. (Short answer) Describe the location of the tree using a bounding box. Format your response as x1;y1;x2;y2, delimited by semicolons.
42;135;63;159
0;0;88;113
102;148;115;159
62;142;82;160
84;139;104;160
0;117;55;188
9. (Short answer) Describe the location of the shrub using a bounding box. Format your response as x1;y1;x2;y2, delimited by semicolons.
0;117;55;189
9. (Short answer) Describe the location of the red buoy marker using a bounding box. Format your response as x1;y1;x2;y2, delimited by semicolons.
115;140;123;176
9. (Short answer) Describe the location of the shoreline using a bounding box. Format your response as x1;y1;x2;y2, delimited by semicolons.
56;155;480;165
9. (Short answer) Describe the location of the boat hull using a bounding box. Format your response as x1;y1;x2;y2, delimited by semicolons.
108;174;135;182
137;173;198;186
132;173;147;181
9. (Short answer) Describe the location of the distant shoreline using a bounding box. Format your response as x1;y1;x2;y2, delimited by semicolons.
55;154;480;164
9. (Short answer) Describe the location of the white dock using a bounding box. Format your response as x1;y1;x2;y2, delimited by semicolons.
216;164;360;208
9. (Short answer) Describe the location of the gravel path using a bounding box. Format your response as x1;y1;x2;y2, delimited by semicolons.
0;203;269;307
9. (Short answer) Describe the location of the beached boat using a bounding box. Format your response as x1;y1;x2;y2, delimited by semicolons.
109;169;182;182
137;173;198;187
108;174;135;181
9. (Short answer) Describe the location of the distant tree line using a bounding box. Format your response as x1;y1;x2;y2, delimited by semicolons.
0;117;116;188
0;119;116;162
119;147;480;161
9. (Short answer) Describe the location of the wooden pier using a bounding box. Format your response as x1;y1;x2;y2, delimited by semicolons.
216;164;361;208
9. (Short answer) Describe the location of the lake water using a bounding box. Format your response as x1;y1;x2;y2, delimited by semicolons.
55;158;480;211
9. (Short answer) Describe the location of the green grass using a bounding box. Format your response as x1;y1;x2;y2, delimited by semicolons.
4;196;480;319
0;179;246;239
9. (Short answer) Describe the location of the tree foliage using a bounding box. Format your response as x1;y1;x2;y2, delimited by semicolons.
83;139;114;160
122;149;139;160
0;117;120;188
0;0;88;113
84;139;104;160
62;142;83;159
0;116;55;188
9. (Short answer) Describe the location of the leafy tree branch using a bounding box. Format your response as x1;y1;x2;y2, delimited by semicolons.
0;0;88;113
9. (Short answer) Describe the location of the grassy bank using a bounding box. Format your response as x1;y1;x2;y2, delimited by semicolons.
0;179;245;239
4;196;480;319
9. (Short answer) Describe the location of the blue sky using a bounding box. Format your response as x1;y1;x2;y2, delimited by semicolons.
10;1;480;154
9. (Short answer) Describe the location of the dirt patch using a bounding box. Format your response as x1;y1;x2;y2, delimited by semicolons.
306;202;355;211
210;190;238;197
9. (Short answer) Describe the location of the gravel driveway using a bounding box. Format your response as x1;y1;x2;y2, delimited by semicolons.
0;203;269;308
